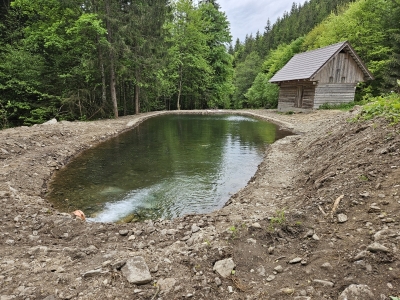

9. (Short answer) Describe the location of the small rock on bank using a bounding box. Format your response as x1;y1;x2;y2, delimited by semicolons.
121;256;152;285
338;284;374;300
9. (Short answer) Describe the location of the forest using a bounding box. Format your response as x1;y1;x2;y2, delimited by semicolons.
0;0;399;128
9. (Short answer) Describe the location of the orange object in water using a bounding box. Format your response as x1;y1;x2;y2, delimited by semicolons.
72;210;86;221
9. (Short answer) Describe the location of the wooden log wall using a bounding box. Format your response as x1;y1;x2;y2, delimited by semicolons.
313;83;357;108
277;81;315;111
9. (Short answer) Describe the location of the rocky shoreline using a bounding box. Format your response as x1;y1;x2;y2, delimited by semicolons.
1;109;399;300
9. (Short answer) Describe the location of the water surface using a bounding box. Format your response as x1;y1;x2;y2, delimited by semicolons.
47;114;291;222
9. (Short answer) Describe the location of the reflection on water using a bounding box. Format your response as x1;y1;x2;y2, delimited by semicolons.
47;114;291;222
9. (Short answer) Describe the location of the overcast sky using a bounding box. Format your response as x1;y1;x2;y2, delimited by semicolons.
218;0;307;42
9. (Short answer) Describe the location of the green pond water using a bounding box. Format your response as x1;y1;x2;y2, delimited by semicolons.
47;114;291;222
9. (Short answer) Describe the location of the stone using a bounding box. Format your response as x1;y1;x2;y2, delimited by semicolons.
266;275;276;282
157;278;176;293
368;205;381;213
43;118;57;125
313;279;334;287
274;265;284;273
121;257;152;285
268;246;275;254
228;286;233;293
354;250;368;261
279;288;295;294
373;229;398;241
338;214;348;223
167;229;178;235
128;235;136;241
213;258;235;278
191;224;200;233
215;277;222;286
305;229;314;237
312;234;320;241
257;265;265;276
294;297;311;300
119;229;129;236
338;284;374;300
289;257;302;264
321;262;333;270
367;242;390;253
82;269;104;278
251;222;262;229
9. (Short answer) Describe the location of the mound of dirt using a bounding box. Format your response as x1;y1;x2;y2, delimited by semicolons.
0;109;399;300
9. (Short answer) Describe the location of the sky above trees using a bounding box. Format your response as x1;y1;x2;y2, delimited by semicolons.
218;0;307;41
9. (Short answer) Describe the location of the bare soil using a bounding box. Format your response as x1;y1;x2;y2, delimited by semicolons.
0;109;399;300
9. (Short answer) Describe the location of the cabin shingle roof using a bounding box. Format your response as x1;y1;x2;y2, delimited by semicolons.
269;41;374;82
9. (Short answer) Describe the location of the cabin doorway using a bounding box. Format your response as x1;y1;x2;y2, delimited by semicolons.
295;86;304;108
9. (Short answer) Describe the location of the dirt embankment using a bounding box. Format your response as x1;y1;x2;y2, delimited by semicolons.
0;109;399;300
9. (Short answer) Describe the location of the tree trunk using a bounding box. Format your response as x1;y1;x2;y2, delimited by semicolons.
105;0;118;118
177;65;182;110
135;69;140;114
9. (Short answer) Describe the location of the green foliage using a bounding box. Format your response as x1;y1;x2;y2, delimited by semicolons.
269;209;286;230
355;93;400;124
318;102;358;111
232;51;262;108
245;37;304;109
389;296;400;300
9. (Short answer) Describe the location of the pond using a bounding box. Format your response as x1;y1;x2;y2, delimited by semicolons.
47;114;291;222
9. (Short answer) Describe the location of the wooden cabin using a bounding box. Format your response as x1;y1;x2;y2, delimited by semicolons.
269;41;374;112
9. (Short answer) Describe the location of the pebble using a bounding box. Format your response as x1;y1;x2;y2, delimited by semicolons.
215;277;222;286
274;265;284;273
251;222;262;229
213;258;235;278
228;286;233;293
128;235;136;241
354;250;368;261
268;246;275;254
313;279;334;287
337;213;348;223
191;224;200;233
338;284;374;300
312;234;320;241
257;266;266;276
119;230;129;236
367;242;390;253
321;262;333;270
368;205;381;213
266;275;276;282
82;269;104;278
289;257;302;264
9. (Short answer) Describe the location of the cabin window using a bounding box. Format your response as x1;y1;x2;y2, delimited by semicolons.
329;76;334;83
341;77;346;83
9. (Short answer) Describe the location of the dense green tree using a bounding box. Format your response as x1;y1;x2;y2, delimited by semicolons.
163;0;212;110
232;51;262;108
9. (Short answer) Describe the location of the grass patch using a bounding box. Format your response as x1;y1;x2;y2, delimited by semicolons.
319;101;359;111
354;93;400;125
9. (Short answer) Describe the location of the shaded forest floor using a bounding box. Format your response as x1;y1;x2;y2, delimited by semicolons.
0;109;399;300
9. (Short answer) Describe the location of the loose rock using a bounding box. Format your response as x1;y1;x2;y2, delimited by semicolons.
121;257;152;285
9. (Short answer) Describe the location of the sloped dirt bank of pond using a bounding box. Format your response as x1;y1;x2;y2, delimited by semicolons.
0;109;399;300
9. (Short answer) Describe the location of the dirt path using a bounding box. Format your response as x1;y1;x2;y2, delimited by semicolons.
0;109;399;300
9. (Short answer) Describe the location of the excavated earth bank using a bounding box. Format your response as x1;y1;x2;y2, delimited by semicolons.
0;109;399;300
